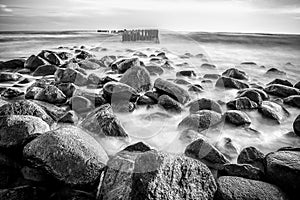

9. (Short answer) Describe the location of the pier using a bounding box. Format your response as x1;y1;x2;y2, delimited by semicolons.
122;29;159;43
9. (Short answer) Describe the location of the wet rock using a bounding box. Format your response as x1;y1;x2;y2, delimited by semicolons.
237;146;264;171
215;137;239;160
34;85;67;104
265;84;300;98
24;55;48;71
188;84;204;93
23;126;108;186
57;51;73;60
70;96;94;113
220;163;263;180
283;95;300;108
178;110;222;132
100;55;117;67
87;73;101;85
120;66;151;92
58;110;78;124
216;77;249;89
174;78;191;85
136;95;156;105
78;60;101;70
32;64;57;76
111;100;135;113
74;90;107;107
154;78;190;104
55;67;88;86
0;100;54;125
237;88;269;100
32;100;67;122
0;115;50;148
224;110;251;126
103;81;139;102
222;68;248;80
145;65;164;76
81;104;128;137
0;185;47;200
99;150;217;200
201;63;216;69
238;89;262;105
215;176;288;200
227;97;258;110
75;50;93;60
25;87;43;99
258;101;290;124
267;78;293;87
0;152;22;188
203;73;220;79
293;114;300;136
144;91;159;103
264;150;300;199
0;72;21;82
158;94;183;113
294;81;300;90
55;82;76;98
123;142;152;152
188;98;222;114
176;70;196;77
185;137;230;170
37;50;62;66
266;68;286;76
0;59;25;70
111;57;140;73
241;61;257;65
0;88;24;99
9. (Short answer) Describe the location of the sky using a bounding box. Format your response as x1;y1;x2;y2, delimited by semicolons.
0;0;300;34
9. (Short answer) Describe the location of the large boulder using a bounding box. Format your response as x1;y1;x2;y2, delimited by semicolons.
37;50;62;66
54;68;88;86
78;60;101;70
176;70;196;77
264;84;300;98
224;110;251;126
215;77;249;89
237;88;269;100
237;146;264;171
264;150;300;199
0;100;54;125
238;89;262;105
215;176;288;200
81;104;128;137
34;85;67;104
0;72;21;83
103;81;139;102
32;100;68;122
23;126;109;186
222;68;248;80
158;94;183;113
178;110;222;132
188;98;222;114
24;55;48;71
119;66;151;92
294;81;300;90
32;64;58;76
99;148;217;200
111;57;140;73
283;95;300;108
227;97;258;110
185;137;229;170
154;78;190;104
293;114;300;136
0;115;50;148
0;88;24;99
267;79;293;87
258;101;290;124
220;164;263;180
0;58;25;70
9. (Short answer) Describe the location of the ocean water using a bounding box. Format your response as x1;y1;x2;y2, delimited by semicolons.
1;30;300;160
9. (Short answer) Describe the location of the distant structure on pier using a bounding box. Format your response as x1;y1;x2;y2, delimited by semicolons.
122;29;159;43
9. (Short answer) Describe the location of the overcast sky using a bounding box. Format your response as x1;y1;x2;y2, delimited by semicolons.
0;0;300;33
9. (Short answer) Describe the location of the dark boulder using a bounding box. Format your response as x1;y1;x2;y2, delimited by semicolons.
75;50;93;60
294;81;300;90
267;78;293;87
237;88;269;100
222;68;248;80
188;98;222;114
103;81;139;102
201;63;216;69
293;114;300;136
24;55;48;71
34;85;67;104
265;84;300;98
32;100;68;122
0;72;21;83
188;84;204;93
154;78;190;104
136;95;156;105
0;58;25;70
23;126;108;186
203;73;220;79
54;68;88;86
0;185;47;200
227;97;258;110
111;57;140;73
37;50;62;66
258;101;290;124
220;164;263;180
216;77;249;89
158;94;183;113
238;89;262;105
224;110;251;126
265;68;286;76
32;64;58;76
0;88;24;99
120;66;151;92
55;83;76;98
176;70;196;77
283;95;300;108
58;110;78;124
174;78;191;85
78;60;101;70
237;146;264;172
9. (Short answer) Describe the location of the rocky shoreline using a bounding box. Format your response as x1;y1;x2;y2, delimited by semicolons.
0;47;299;200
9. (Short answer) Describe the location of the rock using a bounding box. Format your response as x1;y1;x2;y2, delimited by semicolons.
37;50;62;65
24;55;48;71
215;137;239;160
227;97;258;110
237;88;269;100
103;81;139;102
216;77;249;89
237;146;264;171
264;150;300;198
294;81;300;89
99;150;217;200
267;79;293;87
144;91;160;103
185;137;230;170
34;85;67;104
266;68;286;76
201;63;216;69
265;84;300;98
283;95;300;108
100;55;117;67
0;115;50;148
0;72;21;82
293;115;300;136
57;51;73;60
119;66;151;92
0;185;46;200
0;100;54;125
145;65;164;76
158;94;183;113
30;100;66;122
81;104;128;137
58;110;78;124
111;101;135;113
241;61;257;65
25;87;43;99
78;60;101;70
188;84;204;93
176;70;196;77
174;79;191;85
111;57;140;73
0;59;25;70
154;78;190;104
222;68;248;80
23;126;108;186
136;95;156;105
161;61;174;70
178;110;222;132
75;50;93;60
74;90;107;107
0;88;24;99
0;99;7;107
0;152;22;188
87;73;101;85
224;110;251;126
220;164;263;180
188;98;222;114
203;73;220;79
238;89;263;105
70;96;94;113
32;64;57;76
215;176;288;200
258;101;290;124
54;68;88;86
55;83;76;98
